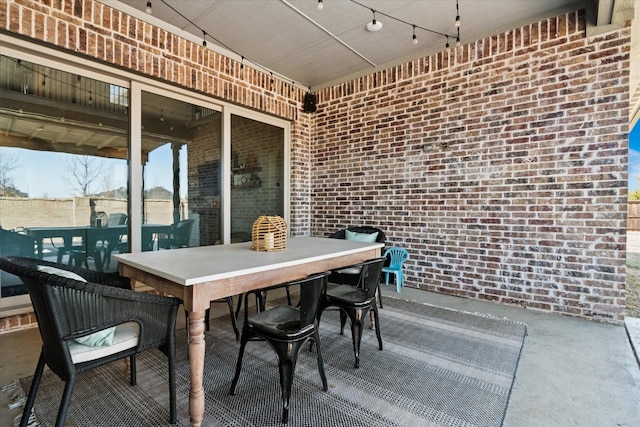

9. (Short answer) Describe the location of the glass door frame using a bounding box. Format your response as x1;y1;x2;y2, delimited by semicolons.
0;34;291;314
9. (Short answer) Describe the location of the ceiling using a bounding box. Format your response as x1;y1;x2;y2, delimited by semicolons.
109;0;591;90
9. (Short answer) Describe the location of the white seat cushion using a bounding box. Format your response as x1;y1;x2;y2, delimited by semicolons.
336;267;361;275
69;322;140;364
37;265;86;282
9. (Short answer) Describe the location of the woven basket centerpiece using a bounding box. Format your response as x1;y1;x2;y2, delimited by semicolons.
251;216;287;251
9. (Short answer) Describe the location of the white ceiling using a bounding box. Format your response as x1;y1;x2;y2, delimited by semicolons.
109;0;588;90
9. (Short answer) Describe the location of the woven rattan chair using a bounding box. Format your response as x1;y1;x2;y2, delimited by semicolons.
0;256;179;427
230;272;329;424
317;257;386;368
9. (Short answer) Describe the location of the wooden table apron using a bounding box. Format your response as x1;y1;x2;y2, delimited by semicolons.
114;237;382;427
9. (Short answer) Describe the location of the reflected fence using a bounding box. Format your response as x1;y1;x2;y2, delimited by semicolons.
0;197;176;230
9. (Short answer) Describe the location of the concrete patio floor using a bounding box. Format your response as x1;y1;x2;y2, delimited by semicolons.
1;283;638;426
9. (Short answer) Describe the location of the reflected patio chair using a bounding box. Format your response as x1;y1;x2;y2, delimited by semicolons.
0;256;179;427
158;219;195;249
0;227;36;298
103;213;128;269
68;228;107;272
230;272;329;424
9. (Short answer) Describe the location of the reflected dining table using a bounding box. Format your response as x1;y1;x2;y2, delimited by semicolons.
25;224;173;268
113;236;383;427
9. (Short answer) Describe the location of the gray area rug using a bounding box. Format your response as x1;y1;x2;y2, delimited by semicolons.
11;297;527;426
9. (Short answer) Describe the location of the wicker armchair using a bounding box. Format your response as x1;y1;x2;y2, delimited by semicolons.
0;256;179;427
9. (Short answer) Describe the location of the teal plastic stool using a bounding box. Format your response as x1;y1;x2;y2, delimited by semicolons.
381;247;409;292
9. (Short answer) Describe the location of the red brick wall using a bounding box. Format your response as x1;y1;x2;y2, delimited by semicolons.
0;1;630;324
312;10;630;322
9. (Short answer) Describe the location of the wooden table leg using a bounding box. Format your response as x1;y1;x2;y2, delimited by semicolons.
188;310;206;427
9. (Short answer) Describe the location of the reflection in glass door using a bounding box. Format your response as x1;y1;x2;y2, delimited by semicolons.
140;92;222;250
230;115;285;242
0;53;129;310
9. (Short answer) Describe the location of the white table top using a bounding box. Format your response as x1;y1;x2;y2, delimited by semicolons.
113;236;383;286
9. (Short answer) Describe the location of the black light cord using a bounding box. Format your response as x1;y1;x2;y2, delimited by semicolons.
350;0;458;39
156;0;461;91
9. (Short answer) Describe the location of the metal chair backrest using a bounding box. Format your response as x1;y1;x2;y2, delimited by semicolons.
297;272;329;327
356;257;386;299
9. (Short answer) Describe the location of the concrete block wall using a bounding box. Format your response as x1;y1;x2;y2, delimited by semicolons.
312;10;630;322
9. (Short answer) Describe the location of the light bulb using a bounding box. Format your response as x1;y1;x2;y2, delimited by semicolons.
145;1;152;14
317;0;324;11
413;34;418;45
455;15;460;27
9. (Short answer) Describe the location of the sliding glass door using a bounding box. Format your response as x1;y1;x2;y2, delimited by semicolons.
0;39;290;315
0;53;129;310
139;91;222;250
230;114;285;242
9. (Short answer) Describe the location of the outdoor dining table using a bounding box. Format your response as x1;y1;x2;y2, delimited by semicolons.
113;236;383;427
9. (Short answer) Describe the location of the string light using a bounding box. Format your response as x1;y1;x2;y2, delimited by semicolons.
445;36;450;50
365;9;383;32
350;0;457;48
146;0;461;94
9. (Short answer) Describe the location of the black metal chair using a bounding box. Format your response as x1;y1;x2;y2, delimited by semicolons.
328;226;386;308
0;256;179;427
229;272;329;424
317;257;386;368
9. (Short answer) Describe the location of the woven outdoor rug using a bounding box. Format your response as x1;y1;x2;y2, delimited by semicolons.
7;297;526;427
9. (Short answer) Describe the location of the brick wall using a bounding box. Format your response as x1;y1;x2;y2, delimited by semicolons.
0;1;631;324
312;10;630;323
